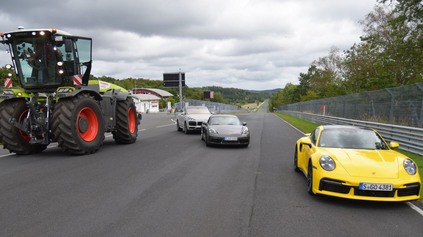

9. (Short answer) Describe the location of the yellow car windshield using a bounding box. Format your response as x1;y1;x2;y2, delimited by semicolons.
318;128;388;150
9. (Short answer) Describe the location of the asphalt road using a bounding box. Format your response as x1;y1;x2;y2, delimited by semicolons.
0;104;422;237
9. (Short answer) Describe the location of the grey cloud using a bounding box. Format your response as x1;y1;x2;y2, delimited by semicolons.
0;0;376;90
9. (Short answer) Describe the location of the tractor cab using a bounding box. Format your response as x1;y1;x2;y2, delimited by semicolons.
1;28;92;92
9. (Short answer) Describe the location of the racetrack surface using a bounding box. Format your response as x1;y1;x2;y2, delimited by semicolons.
0;103;422;237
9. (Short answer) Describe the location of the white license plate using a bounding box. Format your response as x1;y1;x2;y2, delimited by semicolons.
359;183;393;191
224;137;238;141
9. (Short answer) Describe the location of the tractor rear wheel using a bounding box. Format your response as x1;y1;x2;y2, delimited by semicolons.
112;97;138;144
0;99;47;155
52;94;105;155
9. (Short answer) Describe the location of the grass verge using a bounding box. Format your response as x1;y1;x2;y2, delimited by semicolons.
275;112;423;202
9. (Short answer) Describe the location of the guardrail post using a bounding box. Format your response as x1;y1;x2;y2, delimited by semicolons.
385;88;395;124
417;83;423;127
365;91;375;120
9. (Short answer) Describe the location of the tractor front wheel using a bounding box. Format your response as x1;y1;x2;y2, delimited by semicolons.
0;99;47;155
52;94;105;155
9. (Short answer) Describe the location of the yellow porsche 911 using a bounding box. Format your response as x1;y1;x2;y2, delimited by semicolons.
294;125;421;202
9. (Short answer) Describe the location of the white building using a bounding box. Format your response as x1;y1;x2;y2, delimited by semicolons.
131;88;174;113
132;94;161;113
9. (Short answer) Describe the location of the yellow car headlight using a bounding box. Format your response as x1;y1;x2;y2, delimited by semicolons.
404;159;417;175
320;155;336;171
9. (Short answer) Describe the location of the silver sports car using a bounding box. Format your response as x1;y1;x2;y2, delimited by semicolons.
201;114;250;147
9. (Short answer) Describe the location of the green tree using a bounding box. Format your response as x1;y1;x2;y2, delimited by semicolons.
304;48;346;99
296;68;313;100
382;0;423;83
269;83;298;108
358;4;423;85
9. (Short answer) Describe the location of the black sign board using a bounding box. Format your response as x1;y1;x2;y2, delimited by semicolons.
163;73;185;87
204;91;214;99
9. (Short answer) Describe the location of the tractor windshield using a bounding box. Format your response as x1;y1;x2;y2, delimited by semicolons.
3;29;92;91
12;37;62;89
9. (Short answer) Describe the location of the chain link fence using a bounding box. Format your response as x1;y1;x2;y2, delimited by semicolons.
277;82;423;128
175;99;241;113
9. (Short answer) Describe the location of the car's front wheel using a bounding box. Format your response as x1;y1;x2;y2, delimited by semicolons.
307;160;315;195
294;147;300;172
176;120;182;132
184;122;190;134
205;133;210;147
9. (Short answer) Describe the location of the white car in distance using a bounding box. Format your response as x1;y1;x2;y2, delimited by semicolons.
176;106;212;134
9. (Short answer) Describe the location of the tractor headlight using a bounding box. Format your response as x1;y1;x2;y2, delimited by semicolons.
404;159;417;175
320;155;336;171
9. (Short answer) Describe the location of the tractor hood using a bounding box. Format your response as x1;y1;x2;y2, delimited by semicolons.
325;148;401;179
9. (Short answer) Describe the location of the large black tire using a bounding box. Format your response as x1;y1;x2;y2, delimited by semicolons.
0;101;4;145
52;94;105;155
112;97;138;144
0;99;47;155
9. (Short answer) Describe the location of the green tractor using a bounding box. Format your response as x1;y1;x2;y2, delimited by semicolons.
0;28;138;155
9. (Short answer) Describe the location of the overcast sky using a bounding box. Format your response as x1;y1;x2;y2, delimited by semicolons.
0;0;377;90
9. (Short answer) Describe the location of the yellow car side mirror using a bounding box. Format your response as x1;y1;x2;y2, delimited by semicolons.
389;141;400;149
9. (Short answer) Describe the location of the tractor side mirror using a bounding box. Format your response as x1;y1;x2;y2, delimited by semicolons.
64;39;73;53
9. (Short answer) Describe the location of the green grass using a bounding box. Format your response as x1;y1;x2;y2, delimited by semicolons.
241;103;257;109
275;113;319;133
275;112;423;202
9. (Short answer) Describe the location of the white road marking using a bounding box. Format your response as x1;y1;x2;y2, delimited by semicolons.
0;153;13;158
157;123;176;128
407;202;423;216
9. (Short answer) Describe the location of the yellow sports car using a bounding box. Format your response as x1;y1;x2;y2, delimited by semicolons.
295;125;421;202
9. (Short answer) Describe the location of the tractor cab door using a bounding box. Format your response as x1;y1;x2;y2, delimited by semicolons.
55;36;92;86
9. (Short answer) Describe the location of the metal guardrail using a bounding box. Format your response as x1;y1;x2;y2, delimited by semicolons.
175;99;242;113
277;82;423;128
279;110;423;156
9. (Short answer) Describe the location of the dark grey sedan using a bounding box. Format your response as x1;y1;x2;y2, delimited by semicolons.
201;114;250;147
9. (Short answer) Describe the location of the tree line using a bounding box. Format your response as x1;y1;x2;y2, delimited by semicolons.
1;69;272;109
94;76;271;107
270;0;423;110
